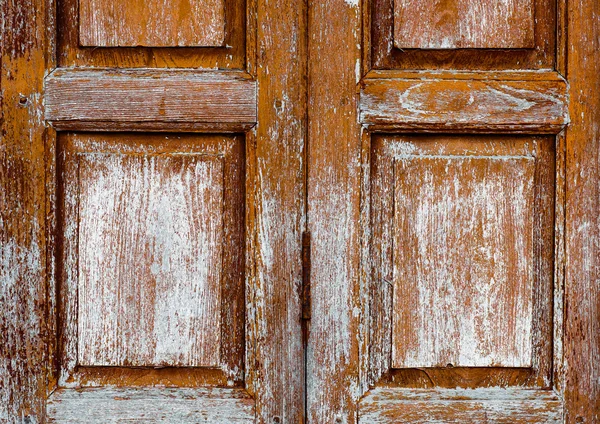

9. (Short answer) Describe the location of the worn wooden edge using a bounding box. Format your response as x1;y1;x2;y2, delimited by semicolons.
47;387;256;423
44;69;257;131
48;121;256;133
563;0;600;421
358;388;563;423
0;0;54;421
363;70;567;81
553;130;567;394
359;73;569;133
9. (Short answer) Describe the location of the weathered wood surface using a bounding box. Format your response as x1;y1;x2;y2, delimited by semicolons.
392;155;535;368
394;0;534;49
60;0;248;69
307;0;363;421
564;0;600;421
45;70;257;132
371;0;555;70
248;0;307;419
359;388;563;423
57;134;246;387
80;0;225;47
77;154;223;367
47;388;255;423
0;0;50;421
360;74;569;133
367;135;556;389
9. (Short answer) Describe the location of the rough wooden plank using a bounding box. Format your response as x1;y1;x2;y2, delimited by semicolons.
394;0;535;49
45;69;257;131
77;154;223;367
47;388;255;423
392;155;535;368
564;0;600;421
307;0;363;421
359;388;563;423
0;0;50;421
248;0;307;418
360;75;569;133
79;0;225;47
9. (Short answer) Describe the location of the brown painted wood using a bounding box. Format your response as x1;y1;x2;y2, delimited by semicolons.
359;388;563;423
57;133;246;388
58;0;249;69
371;0;555;70
307;0;363;421
0;0;52;421
394;0;534;49
79;0;225;47
360;72;568;133
247;0;307;419
47;388;255;423
564;0;600;421
392;155;535;369
77;154;224;368
45;69;257;132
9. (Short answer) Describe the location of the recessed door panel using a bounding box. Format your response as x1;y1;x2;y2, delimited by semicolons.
77;153;224;368
392;155;535;368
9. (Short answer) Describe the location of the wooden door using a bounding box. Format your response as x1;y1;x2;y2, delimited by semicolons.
1;0;599;423
306;0;600;423
1;0;307;422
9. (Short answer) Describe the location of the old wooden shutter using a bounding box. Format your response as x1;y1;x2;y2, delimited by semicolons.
307;0;600;423
1;0;600;422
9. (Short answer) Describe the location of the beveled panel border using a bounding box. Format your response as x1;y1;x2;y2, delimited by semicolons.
367;0;556;71
55;133;246;389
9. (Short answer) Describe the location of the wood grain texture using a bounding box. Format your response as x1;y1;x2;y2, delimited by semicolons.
564;0;600;421
366;136;555;389
394;0;534;49
360;73;569;133
47;388;255;423
371;0;555;70
392;155;535;368
0;0;51;421
58;134;246;387
359;388;563;423
80;0;225;47
77;154;223;367
247;0;307;417
45;69;257;132
58;0;248;69
306;0;363;421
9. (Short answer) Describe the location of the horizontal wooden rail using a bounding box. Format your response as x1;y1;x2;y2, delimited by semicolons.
45;69;257;132
47;388;255;423
360;71;569;133
359;388;563;423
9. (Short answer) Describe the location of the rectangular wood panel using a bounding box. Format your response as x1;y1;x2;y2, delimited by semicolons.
47;388;255;423
79;0;225;47
359;388;563;423
77;153;224;367
393;155;535;368
394;0;535;49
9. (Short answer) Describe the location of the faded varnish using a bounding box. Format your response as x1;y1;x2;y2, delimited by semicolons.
77;154;223;367
79;0;226;46
393;155;535;368
394;0;535;49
